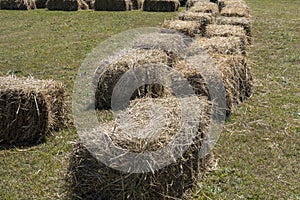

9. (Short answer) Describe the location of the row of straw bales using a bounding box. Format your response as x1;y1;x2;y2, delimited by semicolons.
0;76;65;146
67;0;253;199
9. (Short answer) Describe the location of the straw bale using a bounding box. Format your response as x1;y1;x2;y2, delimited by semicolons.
221;4;250;18
162;20;203;37
0;76;65;145
174;54;251;113
95;49;174;109
216;16;252;43
205;24;248;46
189;36;245;55
185;0;209;10
142;0;180;12
67;96;213;199
94;0;132;11
217;0;245;10
46;0;63;10
0;0;36;10
35;0;47;8
188;1;219;16
178;11;215;24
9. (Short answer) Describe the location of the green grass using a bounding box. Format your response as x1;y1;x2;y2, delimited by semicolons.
0;1;299;199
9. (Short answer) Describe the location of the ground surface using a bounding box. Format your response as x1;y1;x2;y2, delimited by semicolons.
0;1;299;199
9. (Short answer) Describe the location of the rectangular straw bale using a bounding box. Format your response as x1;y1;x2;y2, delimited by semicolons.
67;96;213;199
162;19;204;37
185;0;209;9
142;0;180;12
95;49;173;109
188;1;219;15
174;54;251;113
221;4;250;18
205;24;248;46
94;0;132;11
189;36;245;55
178;11;215;24
216;16;252;43
217;0;245;10
0;0;36;10
0;76;65;145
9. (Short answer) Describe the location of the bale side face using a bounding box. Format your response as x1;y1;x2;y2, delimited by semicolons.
178;11;215;24
95;49;173;110
94;0;132;11
188;1;219;15
142;0;180;12
220;5;250;18
0;89;48;145
189;36;245;55
0;76;65;131
162;20;203;37
216;16;252;43
205;24;248;46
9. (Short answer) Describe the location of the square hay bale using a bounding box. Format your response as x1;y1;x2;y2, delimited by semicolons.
142;0;180;12
189;36;245;55
220;4;250;18
185;0;210;10
216;16;252;44
174;54;251;113
217;0;245;10
67;96;213;199
95;49;174;110
0;76;65;145
178;11;215;24
0;0;36;10
46;0;63;10
162;20;204;37
35;0;47;8
94;0;132;11
188;1;219;16
205;24;248;46
63;0;78;11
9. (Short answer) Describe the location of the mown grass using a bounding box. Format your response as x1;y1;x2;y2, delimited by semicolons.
0;1;299;199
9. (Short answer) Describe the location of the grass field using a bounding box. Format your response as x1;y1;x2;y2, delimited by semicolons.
0;0;299;199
